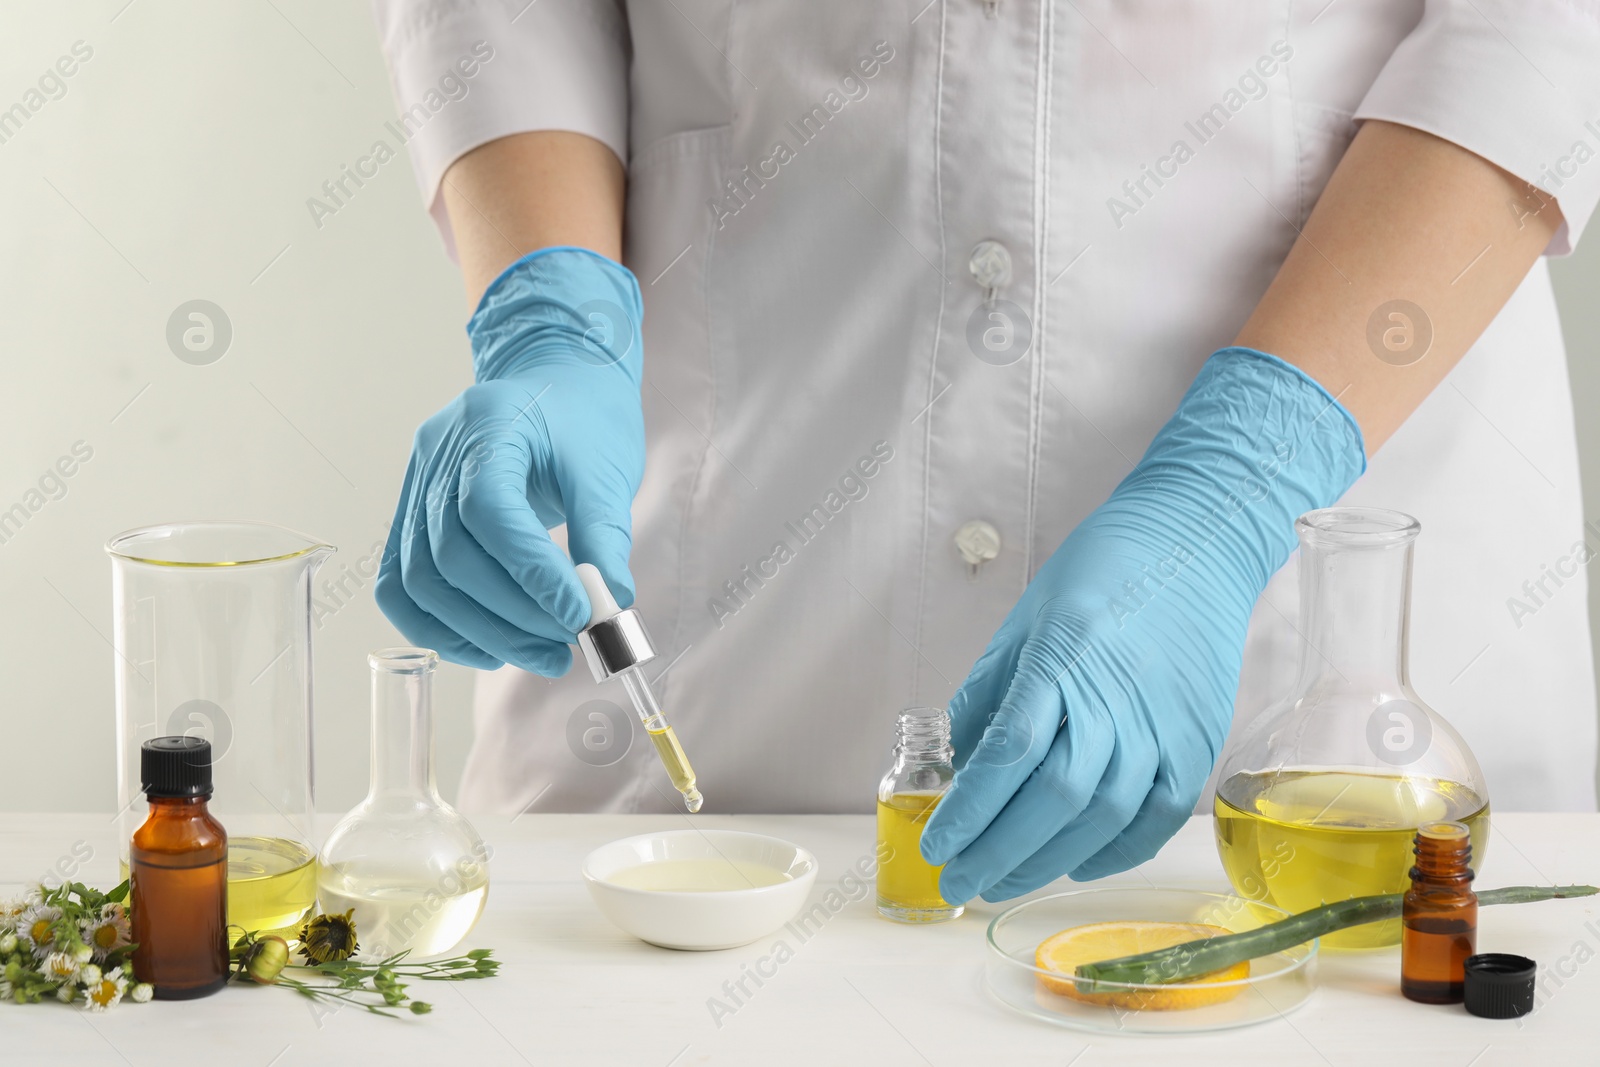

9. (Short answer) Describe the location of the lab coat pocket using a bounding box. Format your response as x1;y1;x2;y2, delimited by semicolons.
622;124;732;676
1293;102;1359;227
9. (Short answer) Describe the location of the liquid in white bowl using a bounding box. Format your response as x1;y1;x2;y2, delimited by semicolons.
606;858;793;892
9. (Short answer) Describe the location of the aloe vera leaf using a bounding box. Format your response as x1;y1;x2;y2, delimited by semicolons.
1073;884;1597;989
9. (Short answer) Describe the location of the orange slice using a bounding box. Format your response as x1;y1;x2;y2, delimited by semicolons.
1035;921;1249;1011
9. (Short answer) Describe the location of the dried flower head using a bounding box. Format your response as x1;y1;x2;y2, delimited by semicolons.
298;910;359;964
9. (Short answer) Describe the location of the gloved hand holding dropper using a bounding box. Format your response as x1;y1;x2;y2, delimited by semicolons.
375;247;645;676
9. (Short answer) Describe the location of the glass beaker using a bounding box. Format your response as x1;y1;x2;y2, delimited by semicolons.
1213;507;1489;949
317;649;489;960
108;521;334;937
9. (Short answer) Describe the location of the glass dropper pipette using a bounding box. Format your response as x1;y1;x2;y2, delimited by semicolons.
574;564;703;813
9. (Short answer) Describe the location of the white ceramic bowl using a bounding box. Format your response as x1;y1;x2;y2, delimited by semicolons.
583;830;818;950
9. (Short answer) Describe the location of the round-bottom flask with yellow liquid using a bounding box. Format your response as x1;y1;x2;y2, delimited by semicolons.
1214;770;1488;948
1212;509;1490;949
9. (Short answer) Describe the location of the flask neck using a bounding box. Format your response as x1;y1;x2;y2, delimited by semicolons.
1292;534;1414;693
368;652;439;801
892;709;953;767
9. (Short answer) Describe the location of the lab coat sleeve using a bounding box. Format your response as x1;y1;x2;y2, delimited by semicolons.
1352;0;1600;255
370;0;629;260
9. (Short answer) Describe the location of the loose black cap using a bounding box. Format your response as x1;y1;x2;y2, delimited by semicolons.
141;736;214;798
1463;953;1536;1019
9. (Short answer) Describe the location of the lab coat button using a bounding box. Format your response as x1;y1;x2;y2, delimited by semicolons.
968;240;1012;294
955;520;1001;577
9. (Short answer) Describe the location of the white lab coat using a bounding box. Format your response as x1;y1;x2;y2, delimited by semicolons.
373;0;1600;814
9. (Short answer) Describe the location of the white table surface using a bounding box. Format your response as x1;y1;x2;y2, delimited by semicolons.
2;812;1596;1066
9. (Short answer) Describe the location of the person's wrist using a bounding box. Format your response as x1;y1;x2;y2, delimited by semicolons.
468;246;644;386
1099;345;1365;593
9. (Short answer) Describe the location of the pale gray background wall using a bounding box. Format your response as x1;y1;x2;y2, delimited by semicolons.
1;2;1595;813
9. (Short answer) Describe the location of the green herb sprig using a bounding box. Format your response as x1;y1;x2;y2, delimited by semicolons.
230;915;499;1018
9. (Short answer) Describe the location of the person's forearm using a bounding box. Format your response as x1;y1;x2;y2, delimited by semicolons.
1235;119;1562;454
441;130;626;307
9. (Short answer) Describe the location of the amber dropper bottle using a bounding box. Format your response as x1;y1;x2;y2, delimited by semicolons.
1401;820;1477;1004
130;736;229;999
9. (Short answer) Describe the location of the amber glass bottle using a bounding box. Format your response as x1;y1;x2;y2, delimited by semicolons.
130;737;229;999
1401;820;1477;1003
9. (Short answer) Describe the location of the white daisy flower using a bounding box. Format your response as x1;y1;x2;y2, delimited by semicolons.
1;887;39;917
83;967;126;1012
79;964;102;987
55;983;75;1004
0;932;16;955
0;980;12;1003
15;904;62;958
129;983;153;1004
0;896;29;933
44;951;80;982
81;909;130;962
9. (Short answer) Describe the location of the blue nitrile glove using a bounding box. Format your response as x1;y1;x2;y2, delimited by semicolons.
374;247;645;675
919;347;1366;903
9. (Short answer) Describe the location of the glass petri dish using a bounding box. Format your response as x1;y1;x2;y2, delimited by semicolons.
985;887;1318;1034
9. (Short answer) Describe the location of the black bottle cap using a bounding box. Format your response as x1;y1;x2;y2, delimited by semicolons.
1463;953;1537;1019
141;736;214;798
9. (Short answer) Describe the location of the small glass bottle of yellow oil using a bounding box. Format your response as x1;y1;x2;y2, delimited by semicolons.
876;708;961;924
1213;508;1490;949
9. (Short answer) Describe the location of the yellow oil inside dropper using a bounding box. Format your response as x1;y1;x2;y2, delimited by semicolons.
575;564;703;814
618;666;702;813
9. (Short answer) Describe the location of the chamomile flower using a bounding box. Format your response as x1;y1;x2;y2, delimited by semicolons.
15;904;62;958
83;967;126;1012
79;964;102;987
55;983;75;1004
0;933;16;955
0;895;30;933
129;983;153;1004
44;951;81;982
81;908;130;962
0;979;13;1004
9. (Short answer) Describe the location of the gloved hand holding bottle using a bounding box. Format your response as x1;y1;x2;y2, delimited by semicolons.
919;347;1367;903
375;247;645;676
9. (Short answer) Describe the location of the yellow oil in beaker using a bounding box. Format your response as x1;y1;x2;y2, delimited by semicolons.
1214;769;1489;949
122;835;318;937
226;837;318;935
